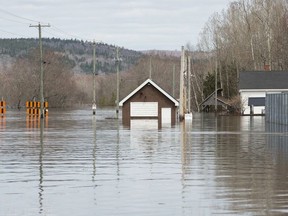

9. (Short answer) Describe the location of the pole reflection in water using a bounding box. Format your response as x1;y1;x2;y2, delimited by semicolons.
181;118;214;215
92;115;97;205
39;118;44;214
180;120;187;214
116;118;120;179
92;116;97;182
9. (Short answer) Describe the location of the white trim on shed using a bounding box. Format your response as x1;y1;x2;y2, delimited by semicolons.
119;79;179;107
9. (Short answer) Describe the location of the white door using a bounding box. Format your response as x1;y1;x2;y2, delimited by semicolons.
130;102;158;117
161;108;171;125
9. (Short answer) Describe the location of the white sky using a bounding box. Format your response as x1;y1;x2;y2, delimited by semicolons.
0;0;233;51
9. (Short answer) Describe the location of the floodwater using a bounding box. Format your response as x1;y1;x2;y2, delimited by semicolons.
1;109;288;216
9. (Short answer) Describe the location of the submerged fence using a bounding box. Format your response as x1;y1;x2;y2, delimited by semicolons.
266;93;288;125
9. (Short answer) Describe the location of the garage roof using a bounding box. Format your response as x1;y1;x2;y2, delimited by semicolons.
119;79;179;106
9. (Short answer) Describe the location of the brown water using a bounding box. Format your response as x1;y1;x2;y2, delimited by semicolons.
1;109;288;216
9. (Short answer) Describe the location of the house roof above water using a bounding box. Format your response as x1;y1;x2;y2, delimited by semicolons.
239;71;288;90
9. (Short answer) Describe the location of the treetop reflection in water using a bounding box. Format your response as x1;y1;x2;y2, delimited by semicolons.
1;110;288;216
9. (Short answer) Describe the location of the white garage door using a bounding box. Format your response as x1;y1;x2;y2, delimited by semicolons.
130;102;158;117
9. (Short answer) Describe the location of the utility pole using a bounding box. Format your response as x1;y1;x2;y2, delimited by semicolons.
30;23;50;119
179;46;186;121
116;47;120;119
92;40;97;115
187;55;191;114
191;55;200;112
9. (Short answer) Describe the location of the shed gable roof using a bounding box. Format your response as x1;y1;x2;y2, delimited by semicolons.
239;71;288;90
199;88;231;111
119;79;179;106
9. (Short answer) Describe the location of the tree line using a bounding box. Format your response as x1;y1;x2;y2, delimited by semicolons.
2;0;288;112
0;49;181;109
194;0;288;110
0;49;83;108
0;39;144;109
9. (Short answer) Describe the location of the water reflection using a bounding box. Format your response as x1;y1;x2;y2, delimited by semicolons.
92;115;97;206
266;121;288;155
116;119;120;179
26;116;40;129
215;116;277;215
39;118;44;214
130;119;159;154
265;121;288;215
2;110;288;215
0;116;5;130
179;114;288;215
26;116;48;129
92;116;97;181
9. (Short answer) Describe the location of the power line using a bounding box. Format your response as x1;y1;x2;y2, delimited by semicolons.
50;26;91;41
0;8;39;23
0;28;29;37
42;28;63;38
0;8;104;45
0;16;30;25
46;26;104;44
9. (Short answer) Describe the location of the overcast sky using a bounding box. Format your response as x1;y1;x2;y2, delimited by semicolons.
0;0;233;51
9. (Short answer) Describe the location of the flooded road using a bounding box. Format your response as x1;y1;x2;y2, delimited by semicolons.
1;109;288;216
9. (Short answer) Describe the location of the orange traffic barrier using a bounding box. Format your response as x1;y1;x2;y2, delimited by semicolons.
0;101;6;107
0;101;6;115
26;101;48;117
0;108;5;114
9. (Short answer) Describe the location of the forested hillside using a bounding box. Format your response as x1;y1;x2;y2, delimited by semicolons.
0;38;142;74
0;38;145;108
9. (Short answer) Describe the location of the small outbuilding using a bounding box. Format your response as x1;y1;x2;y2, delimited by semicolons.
199;88;231;112
119;79;179;128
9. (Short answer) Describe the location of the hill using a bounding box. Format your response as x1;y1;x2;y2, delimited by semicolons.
0;38;143;74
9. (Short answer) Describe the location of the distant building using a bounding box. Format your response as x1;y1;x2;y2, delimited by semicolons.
199;88;231;112
119;79;179;128
239;71;288;115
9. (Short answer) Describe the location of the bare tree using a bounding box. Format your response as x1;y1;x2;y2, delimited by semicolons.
197;0;288;106
4;49;83;108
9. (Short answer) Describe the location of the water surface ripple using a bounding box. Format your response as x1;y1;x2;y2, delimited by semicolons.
1;110;288;216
